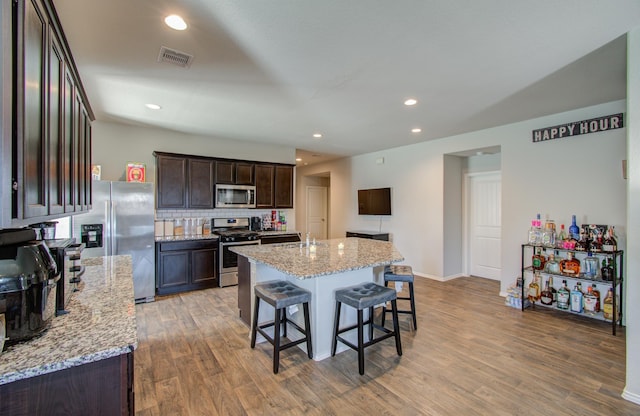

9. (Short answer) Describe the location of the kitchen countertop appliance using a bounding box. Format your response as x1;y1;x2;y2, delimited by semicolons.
0;229;59;349
45;238;84;315
72;181;156;303
213;218;260;287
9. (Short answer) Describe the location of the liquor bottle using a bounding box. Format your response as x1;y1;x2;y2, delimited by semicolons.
602;226;617;252
527;220;539;245
574;229;588;252
584;285;598;315
527;272;541;303
569;215;580;241
590;230;602;253
556;224;567;249
591;284;601;312
560;252;581;276
601;257;614;281
542;220;556;248
570;284;584;313
540;278;553;305
532;247;546;271
549;276;557;303
544;253;560;274
583;253;599;279
557;280;570;310
602;288;618;321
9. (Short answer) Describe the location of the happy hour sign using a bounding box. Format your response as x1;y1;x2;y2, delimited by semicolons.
532;113;623;143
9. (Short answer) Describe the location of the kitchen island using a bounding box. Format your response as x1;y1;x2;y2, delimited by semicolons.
0;255;136;415
232;237;404;360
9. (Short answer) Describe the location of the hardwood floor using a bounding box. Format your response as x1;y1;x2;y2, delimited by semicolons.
134;277;639;415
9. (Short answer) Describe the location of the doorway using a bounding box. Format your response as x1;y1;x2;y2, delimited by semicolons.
466;171;502;280
306;186;328;240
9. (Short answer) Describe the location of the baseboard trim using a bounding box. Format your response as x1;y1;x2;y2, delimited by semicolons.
413;272;464;282
622;388;640;405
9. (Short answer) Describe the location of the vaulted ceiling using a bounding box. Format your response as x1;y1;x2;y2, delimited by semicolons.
52;1;640;165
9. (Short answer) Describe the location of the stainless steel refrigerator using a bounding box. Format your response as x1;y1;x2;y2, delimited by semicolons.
72;181;155;303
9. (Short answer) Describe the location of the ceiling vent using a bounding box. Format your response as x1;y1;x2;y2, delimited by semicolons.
157;46;193;68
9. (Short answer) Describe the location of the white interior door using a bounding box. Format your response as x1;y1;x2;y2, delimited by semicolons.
468;172;502;280
306;186;327;240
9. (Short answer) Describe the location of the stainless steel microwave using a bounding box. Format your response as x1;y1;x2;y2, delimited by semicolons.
215;184;256;208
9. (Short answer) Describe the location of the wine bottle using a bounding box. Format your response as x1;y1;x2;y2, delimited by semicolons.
540;278;553;306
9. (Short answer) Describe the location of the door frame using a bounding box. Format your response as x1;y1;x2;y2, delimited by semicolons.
463;170;501;278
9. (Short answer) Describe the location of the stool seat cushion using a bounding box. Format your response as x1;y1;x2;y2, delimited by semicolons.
335;282;396;310
384;265;414;282
255;280;311;309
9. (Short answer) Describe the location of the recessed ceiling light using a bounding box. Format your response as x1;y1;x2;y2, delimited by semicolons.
164;15;187;30
312;133;322;138
295;158;302;162
404;98;418;106
411;128;422;133
145;103;162;110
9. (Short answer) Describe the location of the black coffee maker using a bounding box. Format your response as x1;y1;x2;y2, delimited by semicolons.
250;216;262;231
0;229;59;348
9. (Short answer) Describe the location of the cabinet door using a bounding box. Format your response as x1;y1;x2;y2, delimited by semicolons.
191;248;217;284
158;251;190;289
75;94;86;210
235;162;255;185
255;164;274;208
20;0;48;218
62;70;75;212
156;155;187;209
47;31;64;215
216;161;234;184
188;158;214;209
84;117;92;209
274;165;294;208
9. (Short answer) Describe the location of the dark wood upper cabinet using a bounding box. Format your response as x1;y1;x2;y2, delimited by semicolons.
274;165;294;208
18;0;48;219
215;161;234;184
255;164;274;208
48;29;64;215
235;162;255;185
156;155;187;209
188;158;214;209
215;161;254;185
155;152;293;210
12;0;93;221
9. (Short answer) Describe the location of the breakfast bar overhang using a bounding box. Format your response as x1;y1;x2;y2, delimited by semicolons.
231;237;404;360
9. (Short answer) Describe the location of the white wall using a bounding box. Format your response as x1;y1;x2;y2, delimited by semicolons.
91;121;296;182
297;100;628;295
623;27;640;405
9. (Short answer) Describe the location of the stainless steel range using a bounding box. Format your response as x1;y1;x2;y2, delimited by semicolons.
213;218;260;287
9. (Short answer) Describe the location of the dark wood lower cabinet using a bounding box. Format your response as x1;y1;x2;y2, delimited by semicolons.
156;239;218;295
0;352;134;416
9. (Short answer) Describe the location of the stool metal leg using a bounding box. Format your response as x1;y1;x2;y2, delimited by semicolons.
303;302;313;359
282;306;288;338
273;307;282;374
391;299;402;356
368;306;374;341
409;281;417;330
250;295;260;348
331;301;341;356
357;309;365;375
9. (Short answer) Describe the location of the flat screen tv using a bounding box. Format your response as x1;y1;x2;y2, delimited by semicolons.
358;187;391;215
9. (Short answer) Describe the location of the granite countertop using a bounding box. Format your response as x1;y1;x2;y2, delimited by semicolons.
155;234;219;242
230;237;404;279
0;255;137;385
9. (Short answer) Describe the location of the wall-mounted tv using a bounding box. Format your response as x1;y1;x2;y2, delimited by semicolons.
358;187;391;215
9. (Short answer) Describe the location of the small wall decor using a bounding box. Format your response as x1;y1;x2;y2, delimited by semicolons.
126;162;146;182
532;113;623;143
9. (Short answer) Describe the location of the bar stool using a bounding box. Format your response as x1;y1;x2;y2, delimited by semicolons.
331;282;402;375
381;265;417;330
251;280;313;374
